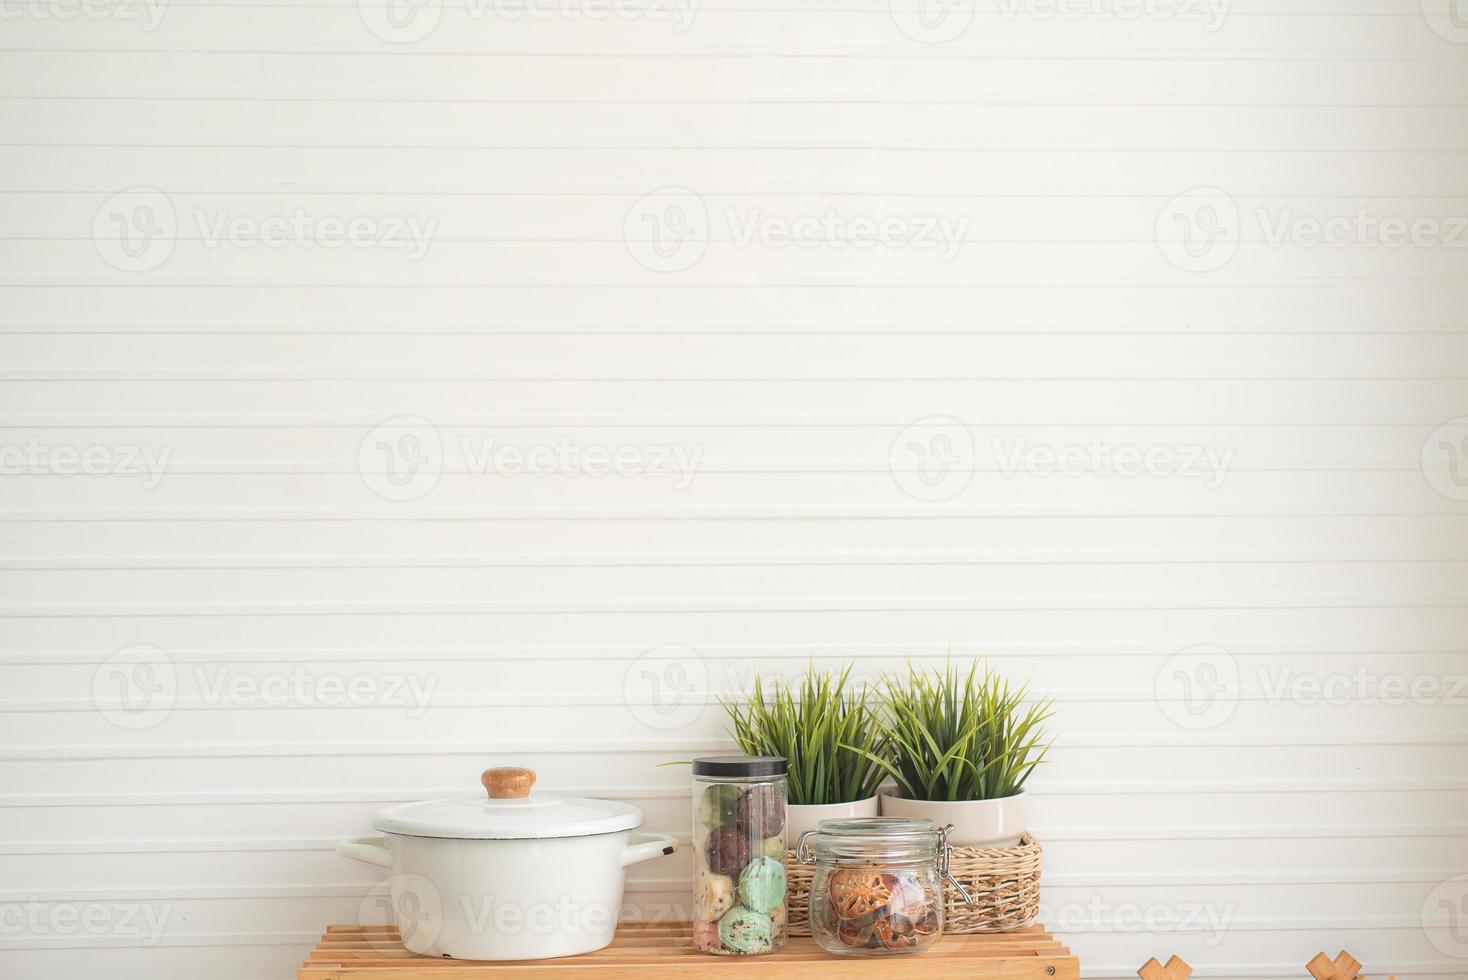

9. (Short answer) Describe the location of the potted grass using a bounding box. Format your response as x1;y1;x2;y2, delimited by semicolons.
720;663;889;843
863;661;1054;846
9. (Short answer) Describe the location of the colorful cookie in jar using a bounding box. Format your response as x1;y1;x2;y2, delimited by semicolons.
702;826;751;878
737;856;787;914
717;905;773;954
695;869;737;920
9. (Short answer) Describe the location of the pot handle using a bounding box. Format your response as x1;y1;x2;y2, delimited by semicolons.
335;835;393;869
621;831;677;868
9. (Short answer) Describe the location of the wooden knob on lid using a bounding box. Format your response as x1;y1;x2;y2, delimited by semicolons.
483;767;536;800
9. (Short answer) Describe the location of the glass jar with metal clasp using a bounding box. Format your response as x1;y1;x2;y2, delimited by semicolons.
795;817;973;956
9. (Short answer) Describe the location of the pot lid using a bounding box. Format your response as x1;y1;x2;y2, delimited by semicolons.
372;767;644;840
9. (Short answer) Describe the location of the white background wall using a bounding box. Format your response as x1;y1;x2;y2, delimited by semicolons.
2;0;1467;977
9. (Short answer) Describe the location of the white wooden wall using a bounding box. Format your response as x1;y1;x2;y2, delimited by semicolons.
2;0;1466;977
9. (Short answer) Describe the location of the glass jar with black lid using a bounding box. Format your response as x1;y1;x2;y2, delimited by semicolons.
690;755;788;956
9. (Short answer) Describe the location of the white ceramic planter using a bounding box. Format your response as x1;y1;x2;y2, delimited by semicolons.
337;767;677;961
879;791;1027;847
783;796;880;846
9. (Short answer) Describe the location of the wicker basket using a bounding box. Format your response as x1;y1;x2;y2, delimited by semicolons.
784;831;1042;936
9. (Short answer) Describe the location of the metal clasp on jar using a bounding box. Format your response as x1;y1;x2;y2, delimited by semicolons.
938;824;975;906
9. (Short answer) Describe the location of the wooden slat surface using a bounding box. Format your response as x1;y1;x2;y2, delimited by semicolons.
299;923;1080;979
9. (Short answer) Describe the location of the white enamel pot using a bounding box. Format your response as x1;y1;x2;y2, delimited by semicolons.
336;767;678;961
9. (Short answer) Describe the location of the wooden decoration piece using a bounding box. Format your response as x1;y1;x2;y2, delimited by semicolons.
1306;950;1398;980
1138;955;1192;980
1307;951;1362;980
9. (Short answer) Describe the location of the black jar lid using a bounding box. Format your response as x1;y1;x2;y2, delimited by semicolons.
692;755;788;777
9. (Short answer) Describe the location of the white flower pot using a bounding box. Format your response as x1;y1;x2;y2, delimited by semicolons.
783;796;880;846
879;791;1027;847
